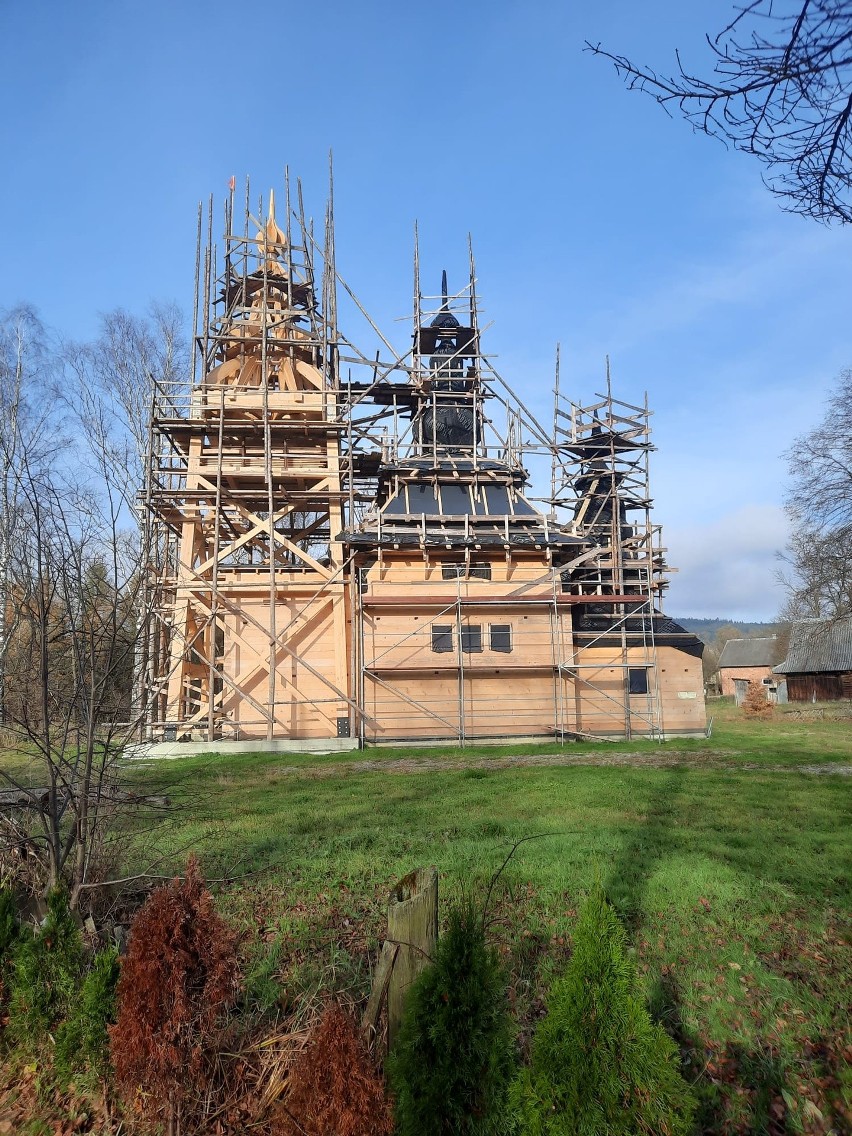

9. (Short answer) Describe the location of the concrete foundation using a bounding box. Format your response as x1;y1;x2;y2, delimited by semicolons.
125;736;361;760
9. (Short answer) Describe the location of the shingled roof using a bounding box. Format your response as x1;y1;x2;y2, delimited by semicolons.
717;637;778;668
773;617;852;675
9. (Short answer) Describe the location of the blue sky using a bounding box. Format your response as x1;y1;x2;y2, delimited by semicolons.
3;0;850;620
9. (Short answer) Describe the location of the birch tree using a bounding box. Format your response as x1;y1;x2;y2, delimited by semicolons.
65;303;189;736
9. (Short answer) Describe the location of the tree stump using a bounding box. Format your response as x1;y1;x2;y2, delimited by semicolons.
386;866;438;1050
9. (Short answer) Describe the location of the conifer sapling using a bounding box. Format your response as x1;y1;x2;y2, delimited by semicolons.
511;886;695;1136
388;898;514;1136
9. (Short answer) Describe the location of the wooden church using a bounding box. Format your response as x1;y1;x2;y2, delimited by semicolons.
143;181;705;747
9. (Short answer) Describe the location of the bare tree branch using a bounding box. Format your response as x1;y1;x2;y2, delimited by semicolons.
0;304;191;907
587;1;852;223
781;367;852;619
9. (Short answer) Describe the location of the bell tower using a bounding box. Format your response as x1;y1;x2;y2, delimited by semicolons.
150;185;351;741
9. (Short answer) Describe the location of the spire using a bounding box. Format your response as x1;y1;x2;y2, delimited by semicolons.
259;188;287;249
430;269;460;330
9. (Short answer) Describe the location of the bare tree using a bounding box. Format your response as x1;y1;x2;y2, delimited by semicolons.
780;368;852;619
0;448;149;903
0;307;58;725
64;304;189;736
66;302;188;490
778;524;852;618
1;305;187;905
587;2;852;223
785;367;852;532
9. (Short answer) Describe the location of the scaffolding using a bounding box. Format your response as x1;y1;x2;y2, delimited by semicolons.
146;178;355;741
142;178;706;745
550;368;667;739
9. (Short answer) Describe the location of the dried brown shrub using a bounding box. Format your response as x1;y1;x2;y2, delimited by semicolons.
108;856;240;1128
742;679;773;718
281;1003;394;1136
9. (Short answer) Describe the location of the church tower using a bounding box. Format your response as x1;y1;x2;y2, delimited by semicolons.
149;187;351;741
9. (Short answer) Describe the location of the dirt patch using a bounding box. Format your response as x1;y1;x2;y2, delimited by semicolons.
273;753;852;780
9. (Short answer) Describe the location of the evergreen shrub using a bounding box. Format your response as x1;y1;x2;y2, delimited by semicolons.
0;887;18;1019
510;887;695;1135
55;945;120;1082
0;887;16;962
388;898;515;1136
8;888;82;1044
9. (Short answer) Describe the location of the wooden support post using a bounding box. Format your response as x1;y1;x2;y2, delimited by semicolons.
386;866;438;1052
361;939;398;1044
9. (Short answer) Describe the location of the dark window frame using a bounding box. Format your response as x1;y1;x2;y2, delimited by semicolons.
441;560;492;581
431;624;454;653
628;667;649;695
461;624;483;654
490;624;512;653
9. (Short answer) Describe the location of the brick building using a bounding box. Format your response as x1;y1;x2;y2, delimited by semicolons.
717;637;780;703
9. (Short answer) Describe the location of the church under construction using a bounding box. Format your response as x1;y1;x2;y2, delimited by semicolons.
141;177;706;747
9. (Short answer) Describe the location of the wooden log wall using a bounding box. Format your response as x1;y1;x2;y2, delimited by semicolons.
356;554;706;741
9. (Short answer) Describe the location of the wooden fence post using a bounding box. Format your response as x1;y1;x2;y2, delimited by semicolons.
386;865;438;1051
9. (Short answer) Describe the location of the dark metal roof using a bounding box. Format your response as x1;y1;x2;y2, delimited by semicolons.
379;457;526;479
773;617;852;674
347;458;579;550
718;637;778;668
341;524;584;550
381;480;538;518
572;612;704;658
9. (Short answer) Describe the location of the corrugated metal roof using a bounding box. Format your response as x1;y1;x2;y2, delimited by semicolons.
773;617;852;674
718;637;777;668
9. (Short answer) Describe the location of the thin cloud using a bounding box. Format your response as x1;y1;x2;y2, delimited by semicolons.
665;505;789;619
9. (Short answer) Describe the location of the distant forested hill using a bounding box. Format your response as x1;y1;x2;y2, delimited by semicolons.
673;618;782;646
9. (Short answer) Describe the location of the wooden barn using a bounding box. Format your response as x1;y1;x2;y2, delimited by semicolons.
142;180;706;747
773;617;852;702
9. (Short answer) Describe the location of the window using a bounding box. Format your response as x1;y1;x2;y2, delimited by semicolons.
628;668;649;695
431;625;453;653
441;561;492;581
490;624;512;653
461;625;483;653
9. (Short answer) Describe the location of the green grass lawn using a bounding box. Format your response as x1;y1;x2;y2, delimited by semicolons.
113;699;850;1134
2;699;850;1132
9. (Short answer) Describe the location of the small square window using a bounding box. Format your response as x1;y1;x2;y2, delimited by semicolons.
490;624;512;653
432;625;454;653
461;625;483;653
628;668;649;695
468;562;492;580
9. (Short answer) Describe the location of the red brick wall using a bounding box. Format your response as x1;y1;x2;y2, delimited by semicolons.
719;665;775;698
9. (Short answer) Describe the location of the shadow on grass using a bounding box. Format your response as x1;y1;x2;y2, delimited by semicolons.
649;971;799;1135
604;766;686;928
601;771;804;1134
